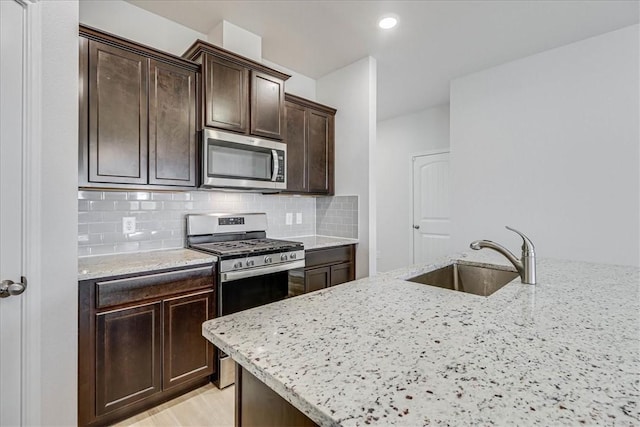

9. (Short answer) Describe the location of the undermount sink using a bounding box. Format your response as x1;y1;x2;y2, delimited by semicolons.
406;263;519;297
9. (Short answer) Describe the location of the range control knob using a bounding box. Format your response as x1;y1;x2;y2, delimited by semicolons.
290;253;297;259
246;260;255;267
280;254;288;261
264;256;272;264
234;261;243;269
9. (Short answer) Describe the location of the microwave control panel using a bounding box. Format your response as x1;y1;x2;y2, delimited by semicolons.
276;152;285;182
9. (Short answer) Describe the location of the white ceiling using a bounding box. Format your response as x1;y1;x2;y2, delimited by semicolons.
127;0;639;121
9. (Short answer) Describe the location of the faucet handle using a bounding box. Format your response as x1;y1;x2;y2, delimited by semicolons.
505;226;535;256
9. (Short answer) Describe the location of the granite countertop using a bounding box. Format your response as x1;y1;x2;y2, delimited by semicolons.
78;248;216;280
283;235;359;251
202;251;640;426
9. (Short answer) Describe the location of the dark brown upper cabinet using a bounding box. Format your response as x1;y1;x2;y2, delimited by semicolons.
86;39;148;185
183;40;289;140
148;60;197;186
79;26;199;190
251;70;285;139
202;55;248;132
284;94;336;195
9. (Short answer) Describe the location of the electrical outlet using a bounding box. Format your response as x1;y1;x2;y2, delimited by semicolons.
285;213;293;225
122;217;136;234
296;212;302;224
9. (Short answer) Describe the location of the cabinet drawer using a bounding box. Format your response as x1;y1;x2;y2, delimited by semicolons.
96;266;213;310
305;245;353;269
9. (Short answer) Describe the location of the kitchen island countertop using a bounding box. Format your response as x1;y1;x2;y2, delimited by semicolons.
78;248;216;281
202;251;639;426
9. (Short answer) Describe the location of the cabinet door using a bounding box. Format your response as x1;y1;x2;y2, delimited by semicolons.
163;291;215;390
251;71;285;140
307;110;332;193
284;101;307;192
203;55;248;133
95;302;162;416
148;60;197;186
330;262;354;287
88;40;148;185
305;267;330;293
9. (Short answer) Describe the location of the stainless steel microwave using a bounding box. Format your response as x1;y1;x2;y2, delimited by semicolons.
201;129;286;191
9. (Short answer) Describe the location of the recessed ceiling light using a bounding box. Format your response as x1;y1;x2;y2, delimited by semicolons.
378;16;398;30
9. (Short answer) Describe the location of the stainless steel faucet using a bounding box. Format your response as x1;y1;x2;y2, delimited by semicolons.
470;226;536;285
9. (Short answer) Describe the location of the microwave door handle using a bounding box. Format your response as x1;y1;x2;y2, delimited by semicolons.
271;150;278;182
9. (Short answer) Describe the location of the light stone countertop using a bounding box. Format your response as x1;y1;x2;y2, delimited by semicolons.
281;235;359;251
78;248;216;281
202;250;640;426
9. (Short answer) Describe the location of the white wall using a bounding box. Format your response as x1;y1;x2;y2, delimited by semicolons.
36;1;79;424
376;105;450;272
317;57;377;277
263;59;316;100
208;20;262;62
79;0;207;56
450;24;639;267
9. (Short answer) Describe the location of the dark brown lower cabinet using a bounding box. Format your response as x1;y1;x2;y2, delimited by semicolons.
163;292;215;389
79;264;215;427
289;244;356;296
95;302;162;416
236;366;317;427
304;266;330;293
329;262;353;286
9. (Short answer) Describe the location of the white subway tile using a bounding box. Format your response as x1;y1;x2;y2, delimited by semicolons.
151;192;172;201
89;223;116;233
103;191;128;200
114;242;140;253
128;192;151;200
90;244;117;255
78;190;104;200
89;200;116;211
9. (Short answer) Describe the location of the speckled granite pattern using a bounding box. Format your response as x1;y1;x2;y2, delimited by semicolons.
284;235;359;251
202;251;640;426
78;248;216;280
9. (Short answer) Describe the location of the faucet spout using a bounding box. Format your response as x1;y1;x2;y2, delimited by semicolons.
469;226;536;285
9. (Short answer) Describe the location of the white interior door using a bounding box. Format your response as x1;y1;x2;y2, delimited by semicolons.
413;152;450;264
0;1;27;425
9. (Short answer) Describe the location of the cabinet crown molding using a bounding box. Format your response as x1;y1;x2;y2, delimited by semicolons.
285;93;337;115
79;25;200;72
183;39;290;81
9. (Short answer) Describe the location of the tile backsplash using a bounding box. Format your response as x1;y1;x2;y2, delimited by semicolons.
78;190;358;257
316;196;359;238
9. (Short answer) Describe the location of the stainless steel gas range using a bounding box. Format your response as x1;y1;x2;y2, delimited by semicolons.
186;212;304;388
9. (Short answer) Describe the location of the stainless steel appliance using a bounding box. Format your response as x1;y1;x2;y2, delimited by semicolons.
201;129;286;191
186;213;304;388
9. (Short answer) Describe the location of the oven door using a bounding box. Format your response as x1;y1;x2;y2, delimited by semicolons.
202;129;286;190
219;260;305;316
216;260;304;388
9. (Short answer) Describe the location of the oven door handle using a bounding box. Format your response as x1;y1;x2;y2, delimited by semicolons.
271;149;279;182
220;260;305;283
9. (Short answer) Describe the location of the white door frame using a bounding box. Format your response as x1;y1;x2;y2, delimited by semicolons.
22;0;43;425
411;149;450;264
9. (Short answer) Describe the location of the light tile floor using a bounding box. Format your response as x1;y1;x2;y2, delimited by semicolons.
113;384;234;426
